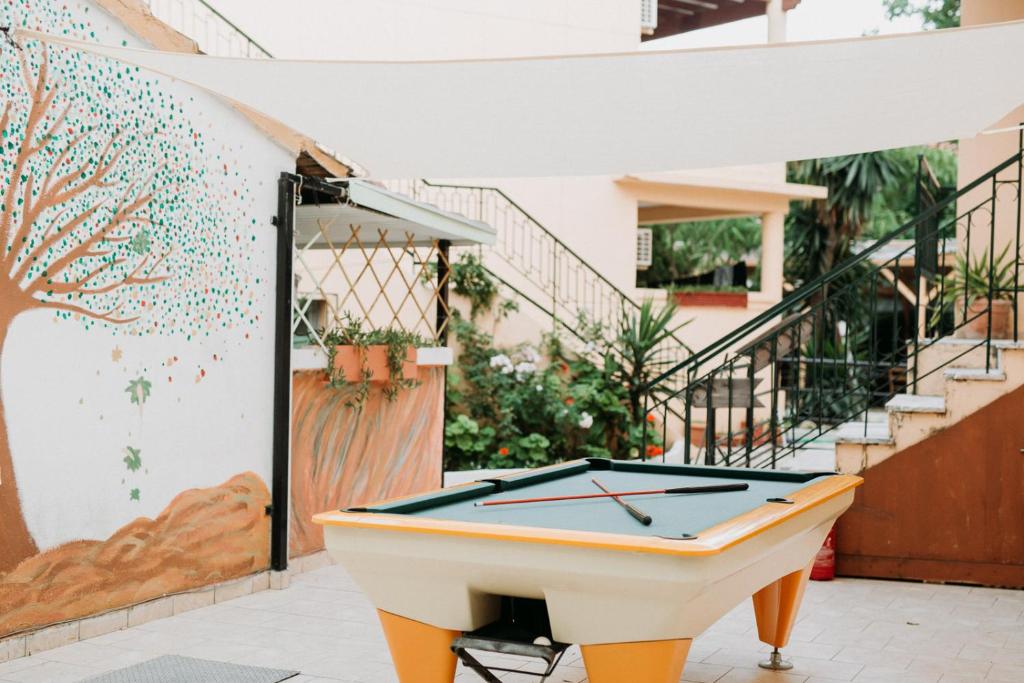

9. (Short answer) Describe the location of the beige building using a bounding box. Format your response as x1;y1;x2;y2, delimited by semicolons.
958;0;1024;340
145;0;825;357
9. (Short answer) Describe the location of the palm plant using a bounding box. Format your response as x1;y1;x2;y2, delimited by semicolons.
932;245;1018;331
787;151;908;287
614;300;689;425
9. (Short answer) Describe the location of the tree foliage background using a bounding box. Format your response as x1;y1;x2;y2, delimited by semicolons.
883;0;960;30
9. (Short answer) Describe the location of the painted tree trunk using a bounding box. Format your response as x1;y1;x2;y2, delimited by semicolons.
0;318;39;573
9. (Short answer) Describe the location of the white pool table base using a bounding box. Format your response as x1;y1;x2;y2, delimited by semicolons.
376;562;812;683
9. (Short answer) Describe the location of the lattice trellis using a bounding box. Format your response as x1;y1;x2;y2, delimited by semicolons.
292;213;451;353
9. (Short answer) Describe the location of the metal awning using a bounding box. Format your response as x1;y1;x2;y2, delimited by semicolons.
295;180;496;248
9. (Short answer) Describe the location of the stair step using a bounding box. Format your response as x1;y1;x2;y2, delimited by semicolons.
885;394;945;414
776;446;838;473
833;420;893;445
927;337;1024;350
944;367;1006;381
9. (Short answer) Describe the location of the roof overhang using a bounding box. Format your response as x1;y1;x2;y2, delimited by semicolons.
295;180;496;248
618;173;826;224
96;0;356;178
644;0;802;42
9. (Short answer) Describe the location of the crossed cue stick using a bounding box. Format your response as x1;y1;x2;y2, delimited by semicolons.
475;481;750;526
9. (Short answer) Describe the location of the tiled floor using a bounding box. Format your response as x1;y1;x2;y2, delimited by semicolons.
0;565;1021;683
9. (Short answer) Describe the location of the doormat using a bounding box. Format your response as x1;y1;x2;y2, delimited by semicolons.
83;655;298;683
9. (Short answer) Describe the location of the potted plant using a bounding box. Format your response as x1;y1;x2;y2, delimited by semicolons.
934;245;1018;340
671;285;748;308
323;314;428;407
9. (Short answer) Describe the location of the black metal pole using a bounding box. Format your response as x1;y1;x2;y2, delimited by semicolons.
436;240;452;344
270;173;295;572
911;156;924;395
436;240;451;487
1014;126;1023;343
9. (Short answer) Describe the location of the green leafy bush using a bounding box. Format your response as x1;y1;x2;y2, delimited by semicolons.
444;414;496;466
443;311;663;470
637;218;761;289
423;252;509;320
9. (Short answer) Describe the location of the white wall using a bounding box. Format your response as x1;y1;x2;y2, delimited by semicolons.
210;0;639;59
1;0;288;549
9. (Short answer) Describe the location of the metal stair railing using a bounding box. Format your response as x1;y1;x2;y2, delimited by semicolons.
385;179;691;385
642;133;1024;469
141;0;273;58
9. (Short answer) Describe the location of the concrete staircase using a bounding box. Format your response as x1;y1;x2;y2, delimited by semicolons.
828;338;1024;475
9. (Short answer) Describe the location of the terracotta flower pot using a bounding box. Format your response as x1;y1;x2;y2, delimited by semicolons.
332;346;363;382
672;290;748;308
962;298;1012;340
331;345;418;383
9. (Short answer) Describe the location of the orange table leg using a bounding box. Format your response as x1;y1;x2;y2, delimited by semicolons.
752;563;812;670
377;610;460;683
752;563;812;648
581;638;691;683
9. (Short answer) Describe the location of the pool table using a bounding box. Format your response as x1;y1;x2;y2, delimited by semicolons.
314;458;861;683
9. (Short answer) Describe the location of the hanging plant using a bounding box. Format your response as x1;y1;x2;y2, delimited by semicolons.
322;313;432;408
422;252;502;319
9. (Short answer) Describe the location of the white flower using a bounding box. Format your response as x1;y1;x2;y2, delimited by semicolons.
514;361;537;378
535;384;544;392
521;346;541;363
578;411;594;430
501;364;515;374
489;353;513;370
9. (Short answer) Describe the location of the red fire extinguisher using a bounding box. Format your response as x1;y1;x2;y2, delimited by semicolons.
811;526;836;581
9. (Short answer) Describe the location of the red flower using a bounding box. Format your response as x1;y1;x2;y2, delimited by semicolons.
498;447;510;456
646;445;664;456
646;413;656;423
564;397;575;406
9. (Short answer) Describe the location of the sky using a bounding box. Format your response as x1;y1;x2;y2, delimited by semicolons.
645;0;925;50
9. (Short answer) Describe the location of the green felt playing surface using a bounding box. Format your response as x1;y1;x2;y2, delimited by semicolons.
357;460;833;538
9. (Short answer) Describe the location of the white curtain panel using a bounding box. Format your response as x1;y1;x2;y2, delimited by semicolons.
17;22;1024;179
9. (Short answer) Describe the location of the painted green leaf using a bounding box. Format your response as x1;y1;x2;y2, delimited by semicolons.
129;488;140;501
126;377;152;405
129;228;151;255
123;446;142;472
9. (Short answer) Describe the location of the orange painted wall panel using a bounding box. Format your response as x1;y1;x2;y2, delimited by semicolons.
289;368;444;557
837;384;1024;588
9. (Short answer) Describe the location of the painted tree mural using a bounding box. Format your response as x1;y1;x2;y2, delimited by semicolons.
0;7;260;572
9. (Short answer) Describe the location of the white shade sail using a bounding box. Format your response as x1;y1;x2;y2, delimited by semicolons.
17;23;1024;179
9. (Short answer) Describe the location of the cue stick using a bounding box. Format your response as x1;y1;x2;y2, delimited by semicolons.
474;482;749;507
592;477;652;526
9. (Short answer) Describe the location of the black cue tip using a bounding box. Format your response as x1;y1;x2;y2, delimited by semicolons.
630;507;654;526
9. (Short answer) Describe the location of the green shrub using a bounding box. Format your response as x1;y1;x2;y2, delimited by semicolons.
444;414;496;469
443;311;661;471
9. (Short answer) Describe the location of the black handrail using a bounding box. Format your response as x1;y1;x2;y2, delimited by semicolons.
419;179;642;310
642;135;1024;469
394;178;692;369
644;150;1024;391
